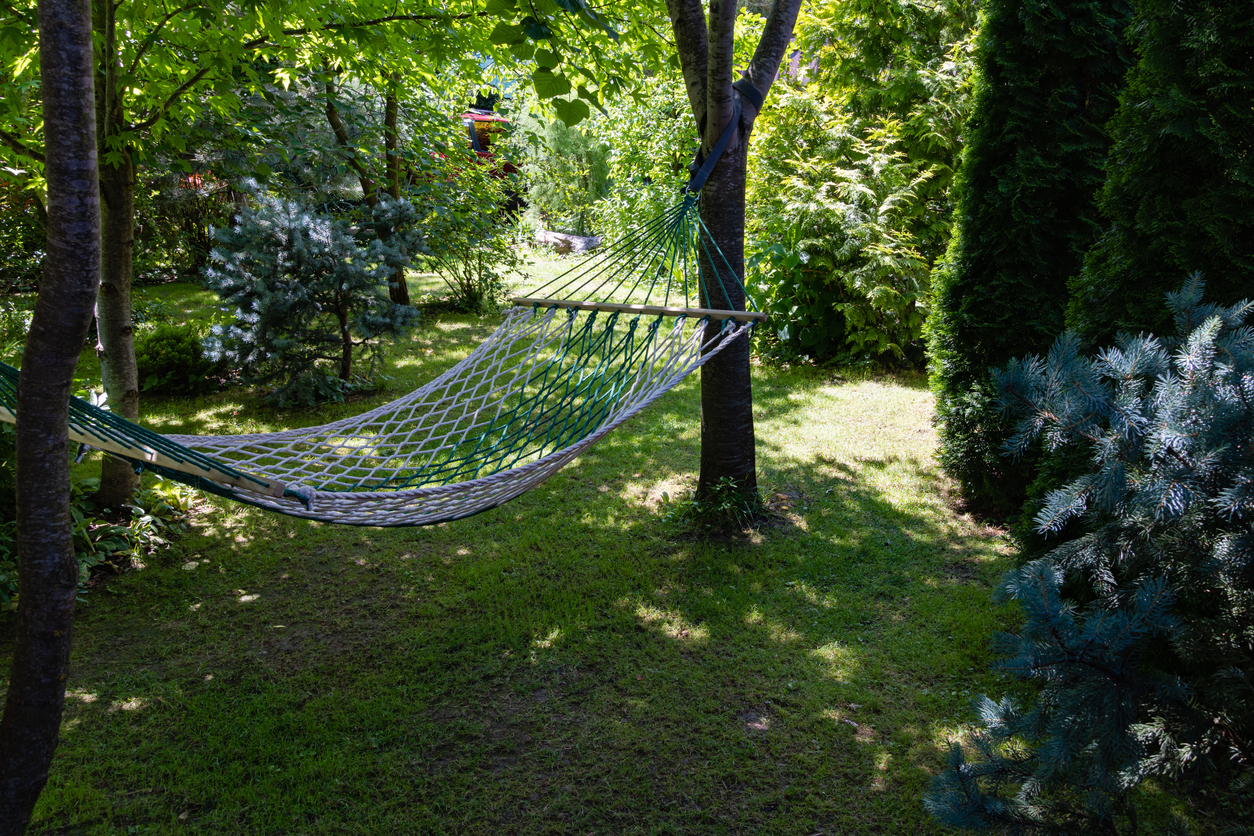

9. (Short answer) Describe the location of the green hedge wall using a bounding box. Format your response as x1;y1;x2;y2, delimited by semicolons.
1070;0;1254;344
926;0;1133;516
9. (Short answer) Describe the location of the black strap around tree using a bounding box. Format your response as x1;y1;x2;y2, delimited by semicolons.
684;79;765;194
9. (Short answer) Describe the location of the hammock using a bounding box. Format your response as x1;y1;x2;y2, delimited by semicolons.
0;193;763;527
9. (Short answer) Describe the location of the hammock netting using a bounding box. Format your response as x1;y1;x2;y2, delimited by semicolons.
0;193;759;527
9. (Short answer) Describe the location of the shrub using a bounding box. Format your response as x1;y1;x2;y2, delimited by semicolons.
0;420;193;611
745;0;976;366
510;92;611;237
422;169;524;313
1069;0;1254;346
135;323;227;395
0;182;45;294
203;191;421;406
747;91;945;365
925;0;1133;516
926;279;1254;833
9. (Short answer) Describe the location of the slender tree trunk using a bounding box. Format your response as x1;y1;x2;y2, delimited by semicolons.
324;67;377;207
0;0;100;826
94;147;140;507
92;0;138;507
338;303;353;381
384;78;409;306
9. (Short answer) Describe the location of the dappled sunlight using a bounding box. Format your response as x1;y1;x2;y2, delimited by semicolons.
108;697;149;713
633;601;710;644
9;292;1027;834
810;642;860;683
743;607;801;643
531;627;563;649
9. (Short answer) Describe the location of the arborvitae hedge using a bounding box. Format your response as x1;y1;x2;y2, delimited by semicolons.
1070;0;1254;345
926;0;1132;516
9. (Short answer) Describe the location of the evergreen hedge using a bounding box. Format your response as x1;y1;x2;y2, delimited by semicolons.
1069;0;1254;346
926;0;1133;515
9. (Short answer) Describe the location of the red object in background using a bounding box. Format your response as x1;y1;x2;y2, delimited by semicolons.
460;108;517;179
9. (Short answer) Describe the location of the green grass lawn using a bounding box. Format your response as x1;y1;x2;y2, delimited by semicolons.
6;265;1022;833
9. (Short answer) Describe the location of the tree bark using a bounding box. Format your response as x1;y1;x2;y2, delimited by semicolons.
94;147;140;506
0;0;100;827
383;78;410;306
92;0;139;507
665;0;803;503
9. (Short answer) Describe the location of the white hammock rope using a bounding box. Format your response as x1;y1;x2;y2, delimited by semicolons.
0;194;759;527
166;306;750;525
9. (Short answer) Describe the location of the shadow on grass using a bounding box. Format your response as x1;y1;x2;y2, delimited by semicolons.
1;354;1012;835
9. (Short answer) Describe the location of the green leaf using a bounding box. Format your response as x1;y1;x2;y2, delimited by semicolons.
509;41;536;60
532;69;571;100
552;98;590;127
488;22;525;45
534;49;562;69
520;16;552;40
484;0;516;15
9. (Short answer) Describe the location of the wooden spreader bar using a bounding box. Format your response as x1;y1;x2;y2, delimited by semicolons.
0;406;286;498
512;297;767;323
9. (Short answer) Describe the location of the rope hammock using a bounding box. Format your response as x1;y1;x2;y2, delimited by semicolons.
0;191;763;527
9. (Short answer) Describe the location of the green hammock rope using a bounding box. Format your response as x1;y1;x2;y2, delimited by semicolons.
0;190;759;526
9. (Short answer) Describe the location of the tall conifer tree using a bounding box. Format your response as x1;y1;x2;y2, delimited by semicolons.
1069;0;1254;344
926;0;1132;515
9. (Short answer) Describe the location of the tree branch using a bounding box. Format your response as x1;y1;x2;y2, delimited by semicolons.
704;0;737;150
0;128;45;164
127;64;213;132
664;0;708;136
743;0;803;122
127;10;486;133
126;2;202;75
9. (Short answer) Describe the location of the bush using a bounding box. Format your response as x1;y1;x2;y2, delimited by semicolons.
510;92;611;237
423;169;524;313
135;323;227;395
0;420;193;611
926;279;1254;833
203;191;421;406
0;182;44;293
745;0;976;366
1069;0;1254;346
747;90;947;365
925;0;1133;516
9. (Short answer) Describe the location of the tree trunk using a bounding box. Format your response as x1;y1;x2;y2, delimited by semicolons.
338;303;353;381
384;79;409;306
697;139;756;500
94;146;140;507
92;0;138;507
0;0;100;826
664;0;802;505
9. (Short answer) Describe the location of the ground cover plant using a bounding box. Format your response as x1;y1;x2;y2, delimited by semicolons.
0;271;1033;834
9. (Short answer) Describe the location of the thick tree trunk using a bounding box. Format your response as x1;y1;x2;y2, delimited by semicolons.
0;0;100;827
697;140;756;499
94;147;140;507
664;0;802;507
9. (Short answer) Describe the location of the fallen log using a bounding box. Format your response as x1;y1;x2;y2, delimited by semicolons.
536;229;602;254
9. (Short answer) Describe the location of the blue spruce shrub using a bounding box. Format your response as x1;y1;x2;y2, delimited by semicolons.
926;277;1254;833
204;192;421;406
